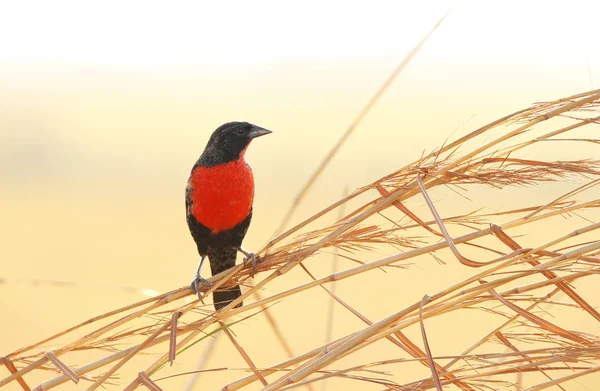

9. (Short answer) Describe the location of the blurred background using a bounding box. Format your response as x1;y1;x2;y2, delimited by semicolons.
1;1;599;389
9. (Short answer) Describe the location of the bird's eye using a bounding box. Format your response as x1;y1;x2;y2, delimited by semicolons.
235;128;245;136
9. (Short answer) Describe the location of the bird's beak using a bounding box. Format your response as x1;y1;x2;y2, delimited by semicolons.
248;125;272;139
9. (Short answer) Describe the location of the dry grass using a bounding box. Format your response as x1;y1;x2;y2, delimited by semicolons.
1;86;599;390
2;16;600;390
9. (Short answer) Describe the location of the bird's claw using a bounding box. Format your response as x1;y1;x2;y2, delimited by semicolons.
190;275;211;297
243;252;257;278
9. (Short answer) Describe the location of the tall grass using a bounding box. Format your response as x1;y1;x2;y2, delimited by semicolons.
1;87;599;391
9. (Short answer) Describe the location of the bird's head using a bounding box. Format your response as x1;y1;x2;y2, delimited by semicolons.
207;121;272;159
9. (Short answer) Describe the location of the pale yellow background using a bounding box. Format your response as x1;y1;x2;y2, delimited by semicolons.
1;1;599;390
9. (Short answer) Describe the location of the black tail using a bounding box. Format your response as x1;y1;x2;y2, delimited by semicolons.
213;287;242;310
208;248;243;311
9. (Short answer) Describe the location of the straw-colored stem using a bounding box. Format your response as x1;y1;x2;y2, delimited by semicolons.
274;9;450;234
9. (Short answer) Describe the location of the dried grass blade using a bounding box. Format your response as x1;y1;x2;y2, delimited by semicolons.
45;351;78;384
490;224;600;322
503;114;600;157
141;325;211;379
416;174;493;267
494;331;567;391
35;328;197;391
218;321;268;386
138;372;163;391
486;287;592;346
0;356;31;391
144;309;269;385
277;366;403;391
418;295;442;391
169;311;182;366
123;378;141;391
392;332;473;391
223;339;345;391
425;108;529;164
0;355;48;387
88;300;200;391
525;365;600;391
439;91;600;177
376;185;440;236
57;288;188;359
6;286;188;359
523;178;600;219
87;319;171;391
481;157;600;176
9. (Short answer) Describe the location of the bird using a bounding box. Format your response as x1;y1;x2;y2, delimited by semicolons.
185;121;272;310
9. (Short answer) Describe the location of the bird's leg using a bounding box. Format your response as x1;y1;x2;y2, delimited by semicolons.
190;255;211;297
235;246;257;278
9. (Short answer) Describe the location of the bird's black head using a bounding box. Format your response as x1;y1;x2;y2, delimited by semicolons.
201;121;272;164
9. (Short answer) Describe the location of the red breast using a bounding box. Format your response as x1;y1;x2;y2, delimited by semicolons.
190;157;254;234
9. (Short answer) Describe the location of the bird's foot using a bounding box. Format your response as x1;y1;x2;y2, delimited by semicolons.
190;275;211;297
242;252;257;278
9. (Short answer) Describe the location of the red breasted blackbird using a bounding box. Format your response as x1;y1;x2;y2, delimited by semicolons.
186;121;271;310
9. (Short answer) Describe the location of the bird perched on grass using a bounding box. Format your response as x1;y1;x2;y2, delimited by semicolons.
185;121;272;310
